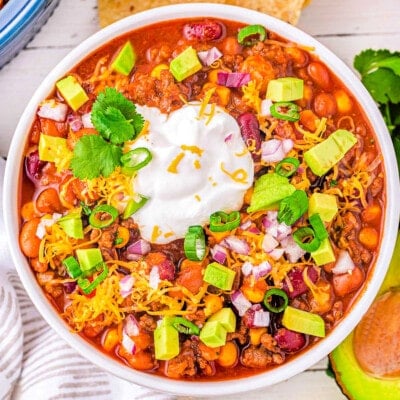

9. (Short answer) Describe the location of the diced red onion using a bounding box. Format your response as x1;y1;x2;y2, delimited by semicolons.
332;250;355;275
122;332;136;354
262;211;279;238
217;71;251;88
126;253;143;261
261;139;286;163
221;236;250;255
262;233;279;252
37;100;68;122
67;114;83;132
197;46;222;66
224;133;233;143
282;138;294;154
241;261;254;277
280;235;306;263
269;248;285;261
149;266;160;289
119;275;135;298
240;220;252;230
252;261;272;280
260;99;273;116
124;314;140;337
210;244;228;265
36;213;62;239
253;309;270;327
231;290;252;316
276;222;292;241
127;239;151;256
81;112;94;128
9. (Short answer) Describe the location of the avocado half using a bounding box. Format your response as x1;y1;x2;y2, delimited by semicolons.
330;234;400;399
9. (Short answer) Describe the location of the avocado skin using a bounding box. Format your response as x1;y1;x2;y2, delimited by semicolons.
330;234;400;399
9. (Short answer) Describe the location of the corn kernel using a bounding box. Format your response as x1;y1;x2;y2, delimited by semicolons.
249;327;267;346
151;63;169;79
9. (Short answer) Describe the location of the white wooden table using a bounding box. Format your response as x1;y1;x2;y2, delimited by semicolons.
0;0;399;398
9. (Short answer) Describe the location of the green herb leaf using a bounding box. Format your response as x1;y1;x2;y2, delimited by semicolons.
70;135;122;179
362;69;400;104
354;49;396;75
91;87;144;143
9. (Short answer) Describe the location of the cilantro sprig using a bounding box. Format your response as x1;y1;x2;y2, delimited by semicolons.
70;88;144;179
354;49;400;170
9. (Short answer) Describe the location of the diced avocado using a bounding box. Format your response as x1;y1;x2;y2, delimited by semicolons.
266;77;304;102
247;173;296;213
169;46;202;82
282;305;325;337
199;321;227;348
58;213;84;239
75;248;103;272
330;235;400;400
311;238;336;266
111;41;136;76
304;129;357;176
308;193;338;222
203;262;236;291
208;308;236;333
38;134;70;165
56;75;89;111
154;323;180;360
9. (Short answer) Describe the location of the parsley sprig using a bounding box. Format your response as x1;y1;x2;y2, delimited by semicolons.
70;88;144;179
354;49;400;170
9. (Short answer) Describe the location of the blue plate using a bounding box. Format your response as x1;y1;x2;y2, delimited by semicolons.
0;0;59;69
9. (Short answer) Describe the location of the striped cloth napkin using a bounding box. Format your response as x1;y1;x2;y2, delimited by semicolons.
0;158;177;400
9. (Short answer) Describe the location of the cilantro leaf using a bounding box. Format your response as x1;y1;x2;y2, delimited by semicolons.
354;49;395;75
70;135;122;179
362;69;400;104
91;87;144;143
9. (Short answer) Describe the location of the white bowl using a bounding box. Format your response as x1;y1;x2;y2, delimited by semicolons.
4;3;400;397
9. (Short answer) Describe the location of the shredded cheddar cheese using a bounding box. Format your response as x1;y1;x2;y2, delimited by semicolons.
220;163;249;185
167;152;185;173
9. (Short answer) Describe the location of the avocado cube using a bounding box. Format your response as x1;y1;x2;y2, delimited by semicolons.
76;248;103;272
58;213;84;239
266;77;304;102
304;129;357;176
56;75;89;111
169;46;202;82
311;238;336;266
199;321;227;348
111;41;136;76
247;173;296;213
38;134;70;164
203;262;236;291
282;305;325;337
208;308;236;333
154;323;180;360
309;193;338;222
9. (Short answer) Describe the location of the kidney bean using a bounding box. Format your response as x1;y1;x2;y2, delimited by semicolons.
282;267;319;299
36;187;63;214
307;61;332;91
313;92;337;117
158;257;176;281
25;150;46;183
274;328;306;353
183;21;224;41
237;113;262;158
20;217;42;258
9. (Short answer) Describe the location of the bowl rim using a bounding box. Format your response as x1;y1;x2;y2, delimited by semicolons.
4;3;400;396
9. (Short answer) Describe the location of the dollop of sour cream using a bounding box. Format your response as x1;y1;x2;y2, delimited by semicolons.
132;103;254;244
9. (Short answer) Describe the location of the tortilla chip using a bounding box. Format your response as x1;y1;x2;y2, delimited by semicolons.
98;0;306;28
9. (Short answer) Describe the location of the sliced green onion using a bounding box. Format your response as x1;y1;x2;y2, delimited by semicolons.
184;225;206;261
89;204;118;228
278;190;309;226
209;210;241;232
263;288;289;313
293;226;321;252
77;264;109;295
309;213;329;241
80;201;92;216
123;194;149;219
270;101;300;122
171;316;200;335
63;256;82;279
121;147;152;172
275;157;300;177
237;24;266;46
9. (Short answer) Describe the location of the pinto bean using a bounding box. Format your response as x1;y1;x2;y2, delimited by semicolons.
20;217;41;258
183;21;224;41
36;188;63;214
307;61;332;91
332;265;364;297
313;92;337;117
31;257;48;273
285;47;309;68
